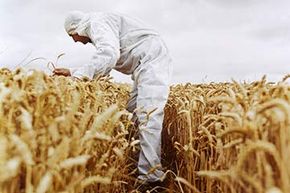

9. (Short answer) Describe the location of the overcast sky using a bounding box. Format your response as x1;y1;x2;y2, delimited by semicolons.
0;0;289;84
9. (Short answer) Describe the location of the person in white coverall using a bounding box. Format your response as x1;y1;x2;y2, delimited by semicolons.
54;11;172;186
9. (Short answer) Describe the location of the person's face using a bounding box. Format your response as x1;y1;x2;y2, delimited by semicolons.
70;34;92;44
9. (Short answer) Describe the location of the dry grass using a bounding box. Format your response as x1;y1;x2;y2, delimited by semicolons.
0;68;133;193
0;68;289;193
163;76;290;193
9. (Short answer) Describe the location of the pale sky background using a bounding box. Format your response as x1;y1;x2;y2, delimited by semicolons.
0;0;289;84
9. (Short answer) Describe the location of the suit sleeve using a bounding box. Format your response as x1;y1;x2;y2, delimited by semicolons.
72;17;120;79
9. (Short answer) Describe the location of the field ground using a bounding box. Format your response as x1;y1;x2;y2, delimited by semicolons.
0;68;289;193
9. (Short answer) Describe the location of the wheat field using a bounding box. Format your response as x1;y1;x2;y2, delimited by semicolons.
0;68;289;193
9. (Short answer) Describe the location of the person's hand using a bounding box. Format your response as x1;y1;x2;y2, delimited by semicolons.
53;68;71;77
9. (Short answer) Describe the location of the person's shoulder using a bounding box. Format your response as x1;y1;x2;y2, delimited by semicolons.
92;11;117;17
87;12;120;29
90;12;121;22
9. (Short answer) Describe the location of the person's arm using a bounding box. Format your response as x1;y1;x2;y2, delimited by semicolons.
72;17;120;80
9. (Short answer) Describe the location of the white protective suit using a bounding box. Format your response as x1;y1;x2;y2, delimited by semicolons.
64;11;173;182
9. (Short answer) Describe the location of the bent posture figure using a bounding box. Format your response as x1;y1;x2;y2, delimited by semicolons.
56;11;172;185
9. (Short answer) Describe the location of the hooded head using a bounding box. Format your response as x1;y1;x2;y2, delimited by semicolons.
64;11;90;36
64;11;92;44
